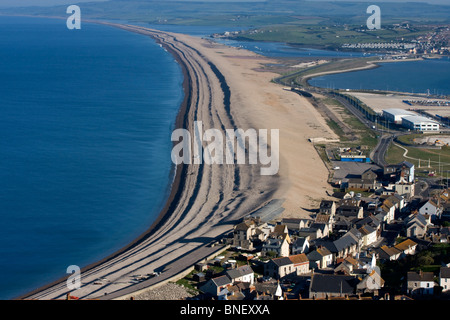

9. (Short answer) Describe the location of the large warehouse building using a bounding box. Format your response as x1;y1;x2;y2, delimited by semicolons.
402;115;440;132
382;109;417;124
382;108;441;131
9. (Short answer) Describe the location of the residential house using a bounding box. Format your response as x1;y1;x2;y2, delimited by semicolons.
291;237;309;255
404;213;428;238
358;252;378;272
334;256;359;275
199;275;233;297
253;281;283;300
307;246;334;270
281;218;311;232
407;271;435;296
358;224;378;248
375;239;417;262
393;239;417;257
386;194;406;212
298;227;323;240
347;169;379;191
336;199;364;219
347;178;376;191
200;265;255;297
333;215;354;233
232;218;270;251
441;203;450;222
362;168;378;181
225;265;254;285
262;233;290;257
309;274;358;299
264;257;293;279
232;219;257;250
375;245;401;261
419;199;442;221
333;228;362;259
382;197;396;223
270;224;289;238
427;226;450;243
315;213;333;233
384;161;415;183
289;253;310;276
439;189;450;203
354;215;381;235
356;269;385;294
264;253;309;279
310;222;330;238
394;181;415;200
218;287;246;301
319;200;336;216
439;267;450;292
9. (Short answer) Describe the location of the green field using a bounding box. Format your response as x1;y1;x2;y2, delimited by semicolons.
385;142;450;177
230;24;432;49
2;0;449;28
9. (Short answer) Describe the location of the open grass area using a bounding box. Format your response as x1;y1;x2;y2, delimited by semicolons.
386;143;450;177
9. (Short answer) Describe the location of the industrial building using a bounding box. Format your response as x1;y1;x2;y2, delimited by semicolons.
382;108;441;132
402;115;440;132
382;109;417;124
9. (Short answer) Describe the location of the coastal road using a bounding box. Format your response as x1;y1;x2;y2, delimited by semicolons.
371;134;393;167
20;25;278;300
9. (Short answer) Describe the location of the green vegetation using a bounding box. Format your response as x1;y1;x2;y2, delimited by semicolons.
380;243;450;294
232;24;432;49
2;0;449;28
175;271;201;294
385;143;450;178
319;94;378;151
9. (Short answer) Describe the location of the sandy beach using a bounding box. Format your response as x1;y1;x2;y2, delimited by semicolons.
20;23;336;300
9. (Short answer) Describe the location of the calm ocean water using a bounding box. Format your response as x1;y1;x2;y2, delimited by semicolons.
308;58;450;96
0;16;183;299
213;38;380;58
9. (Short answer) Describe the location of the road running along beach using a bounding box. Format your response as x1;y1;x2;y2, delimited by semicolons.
19;23;336;300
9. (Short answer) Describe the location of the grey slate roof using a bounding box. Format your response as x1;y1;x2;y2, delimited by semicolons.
212;275;233;287
407;271;434;282
271;257;293;267
226;265;254;280
294;237;307;247
310;274;357;295
333;233;358;252
441;267;450;279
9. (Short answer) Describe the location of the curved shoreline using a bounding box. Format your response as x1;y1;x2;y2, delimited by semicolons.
16;23;193;300
19;22;279;300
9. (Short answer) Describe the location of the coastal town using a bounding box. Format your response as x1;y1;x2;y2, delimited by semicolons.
166;156;450;300
3;1;449;309
22;22;450;303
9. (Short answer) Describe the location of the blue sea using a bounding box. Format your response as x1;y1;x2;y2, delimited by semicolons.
0;16;184;299
308;58;450;96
